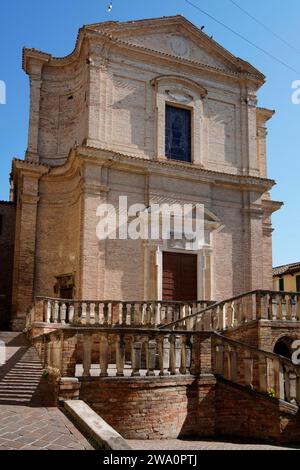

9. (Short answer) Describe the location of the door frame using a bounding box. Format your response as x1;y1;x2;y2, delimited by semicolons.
156;246;212;301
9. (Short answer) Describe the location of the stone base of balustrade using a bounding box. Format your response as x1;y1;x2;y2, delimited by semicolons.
59;378;81;403
77;374;217;440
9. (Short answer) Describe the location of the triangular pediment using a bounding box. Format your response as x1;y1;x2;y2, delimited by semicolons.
87;16;264;79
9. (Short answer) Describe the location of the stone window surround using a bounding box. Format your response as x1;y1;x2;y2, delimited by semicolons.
151;75;207;165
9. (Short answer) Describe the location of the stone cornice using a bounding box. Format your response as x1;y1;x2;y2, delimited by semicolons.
70;145;276;192
257;107;275;124
262;199;283;214
22;16;265;87
12;158;50;179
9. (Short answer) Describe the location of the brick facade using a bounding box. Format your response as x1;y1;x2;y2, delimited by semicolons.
0;202;16;328
6;16;281;329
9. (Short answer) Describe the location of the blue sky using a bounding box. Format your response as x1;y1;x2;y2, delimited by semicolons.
0;0;299;267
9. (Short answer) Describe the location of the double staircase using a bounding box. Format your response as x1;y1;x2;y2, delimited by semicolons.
25;290;300;444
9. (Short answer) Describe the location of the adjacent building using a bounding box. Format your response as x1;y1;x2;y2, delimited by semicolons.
273;262;300;292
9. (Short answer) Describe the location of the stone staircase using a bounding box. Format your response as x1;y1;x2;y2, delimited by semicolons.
0;332;55;406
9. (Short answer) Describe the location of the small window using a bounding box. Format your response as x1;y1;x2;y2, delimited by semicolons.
296;275;300;292
279;278;284;291
165;105;191;162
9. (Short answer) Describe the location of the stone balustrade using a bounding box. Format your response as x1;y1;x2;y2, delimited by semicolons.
32;327;204;379
28;297;215;329
163;290;300;331
212;334;300;404
32;325;300;406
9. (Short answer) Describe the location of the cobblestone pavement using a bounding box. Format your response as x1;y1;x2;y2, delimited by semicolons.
0;332;93;450
0;405;93;450
128;439;300;451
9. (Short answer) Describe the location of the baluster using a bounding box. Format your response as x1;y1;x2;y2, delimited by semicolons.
90;303;96;325
281;296;287;321
231;347;237;382
231;301;236;327
136;303;143;326
160;303;166;325
155;303;161;327
224;345;232;381
258;355;268;393
169;335;181;375
296;295;300;321
273;358;285;400
174;304;180;323
146;303;152;326
61;302;67;324
141;303;147;326
276;294;283;320
271;295;278;320
285;295;292;321
116;335;125;377
121;303;127;326
84;303;90;325
236;301;242;326
99;334;109;377
108;303;112;325
291;296;297;321
131;338;142;377
103;302;109;326
227;303;234;328
244;353;254;388
215;343;224;375
179;335;191;375
158;335;170;376
256;293;269;320
288;371;297;405
81;303;87;324
68;303;74;324
146;337;157;377
83;333;92;378
220;304;226;330
94;303;100;325
45;301;51;323
128;303;134;326
54;301;59;323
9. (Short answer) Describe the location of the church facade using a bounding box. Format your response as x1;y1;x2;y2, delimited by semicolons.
0;16;281;330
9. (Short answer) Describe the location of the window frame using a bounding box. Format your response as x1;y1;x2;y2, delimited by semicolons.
165;103;193;163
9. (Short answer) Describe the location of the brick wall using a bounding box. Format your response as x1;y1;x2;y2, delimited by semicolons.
79;375;216;440
0;202;16;328
216;379;300;445
77;373;300;444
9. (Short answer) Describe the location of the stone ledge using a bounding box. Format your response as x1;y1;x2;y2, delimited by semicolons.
64;400;132;450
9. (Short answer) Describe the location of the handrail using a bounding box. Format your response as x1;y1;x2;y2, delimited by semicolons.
212;332;295;367
35;296;214;305
160;289;300;330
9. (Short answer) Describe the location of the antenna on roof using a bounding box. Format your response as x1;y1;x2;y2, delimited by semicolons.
107;2;113;12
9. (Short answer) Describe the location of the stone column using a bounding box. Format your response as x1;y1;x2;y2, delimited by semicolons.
11;162;48;331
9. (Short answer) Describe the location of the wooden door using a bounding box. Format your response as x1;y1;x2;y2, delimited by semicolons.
163;252;197;301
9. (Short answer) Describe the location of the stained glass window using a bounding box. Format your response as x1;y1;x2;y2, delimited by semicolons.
165;105;191;162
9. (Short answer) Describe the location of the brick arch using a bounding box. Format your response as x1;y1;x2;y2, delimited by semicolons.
271;332;300;351
272;333;300;359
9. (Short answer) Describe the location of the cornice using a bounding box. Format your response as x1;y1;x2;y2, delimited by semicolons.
72;145;275;192
22;16;265;87
262;199;283;214
12;158;50;178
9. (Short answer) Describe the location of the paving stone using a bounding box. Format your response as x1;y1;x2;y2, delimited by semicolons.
0;333;93;451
